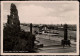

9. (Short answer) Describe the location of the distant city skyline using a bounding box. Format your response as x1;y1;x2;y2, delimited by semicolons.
2;1;79;24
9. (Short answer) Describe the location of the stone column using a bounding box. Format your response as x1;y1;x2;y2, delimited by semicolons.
61;24;71;47
64;24;68;40
30;23;32;34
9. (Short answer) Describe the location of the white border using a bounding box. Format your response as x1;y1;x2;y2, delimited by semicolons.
1;1;79;55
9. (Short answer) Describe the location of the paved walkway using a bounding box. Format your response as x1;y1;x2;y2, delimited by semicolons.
36;34;76;53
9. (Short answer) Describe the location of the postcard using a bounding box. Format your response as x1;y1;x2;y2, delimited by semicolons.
1;1;79;55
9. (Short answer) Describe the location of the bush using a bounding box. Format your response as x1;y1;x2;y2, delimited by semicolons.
3;25;36;52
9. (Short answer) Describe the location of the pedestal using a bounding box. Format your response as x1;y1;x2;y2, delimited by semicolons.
61;40;71;47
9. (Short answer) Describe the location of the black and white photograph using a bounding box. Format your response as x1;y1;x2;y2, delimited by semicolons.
1;1;79;55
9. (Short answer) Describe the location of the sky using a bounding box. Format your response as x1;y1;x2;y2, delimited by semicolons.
2;1;79;24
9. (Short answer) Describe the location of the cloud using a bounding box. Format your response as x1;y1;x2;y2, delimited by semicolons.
3;2;79;24
18;5;53;17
